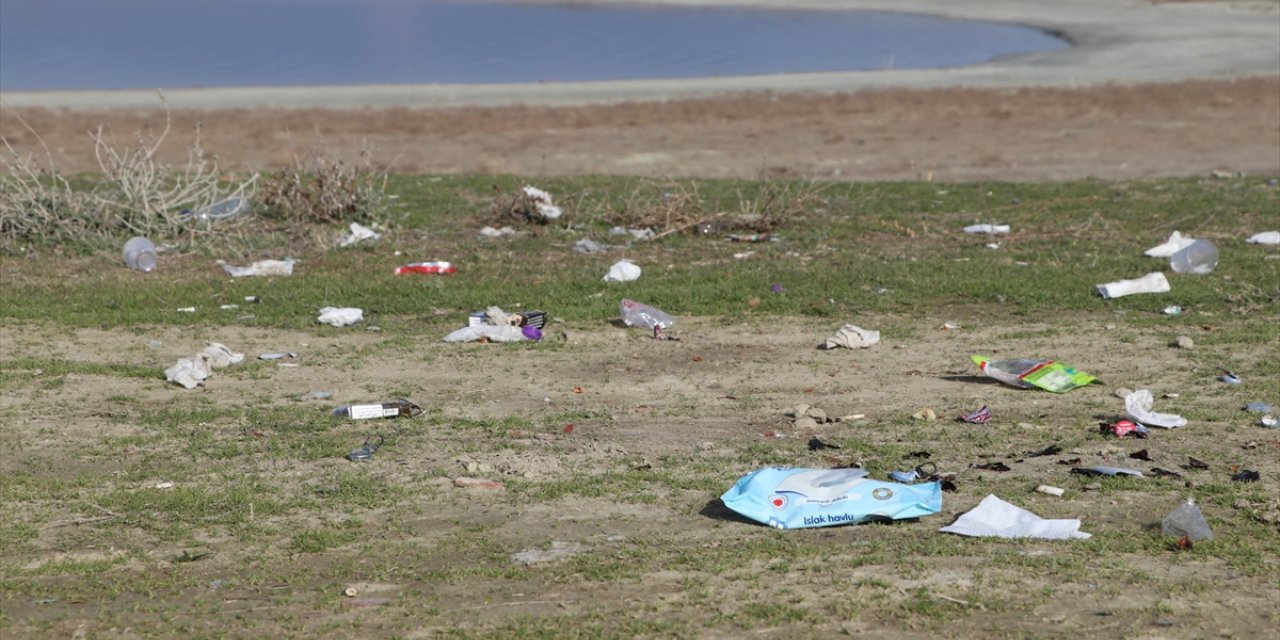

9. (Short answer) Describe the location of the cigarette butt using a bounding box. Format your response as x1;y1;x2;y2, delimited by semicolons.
1036;485;1065;497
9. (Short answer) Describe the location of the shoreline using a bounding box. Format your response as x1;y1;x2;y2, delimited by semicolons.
1;0;1277;110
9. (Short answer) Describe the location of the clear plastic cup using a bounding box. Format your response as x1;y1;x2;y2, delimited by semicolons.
1169;239;1218;275
122;236;157;272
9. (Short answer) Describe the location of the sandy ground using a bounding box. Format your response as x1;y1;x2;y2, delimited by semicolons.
1;0;1277;182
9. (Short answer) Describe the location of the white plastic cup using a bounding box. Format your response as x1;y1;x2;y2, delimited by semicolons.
1169;239;1218;275
122;236;157;272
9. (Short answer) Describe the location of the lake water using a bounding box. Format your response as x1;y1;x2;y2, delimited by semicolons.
0;0;1067;92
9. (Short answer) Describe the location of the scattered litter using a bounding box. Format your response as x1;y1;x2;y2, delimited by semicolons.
1105;420;1150;438
154;481;176;490
122;236;158;272
164;342;245;389
807;437;840;451
454;476;505;490
184;196;250;222
219;304;239;310
760;431;789;439
258;352;296;360
975;461;1012;472
511;541;583;564
1026;444;1062;457
912;408;937;421
331;399;422;420
971;355;1096;393
1246;231;1280;245
468;307;547;329
1260;416;1278;428
1163;305;1183;316
820;324;880;350
1151;468;1183;479
177;307;196;313
521;185;563;221
1218;369;1242;385
603;260;641;282
939;322;962;331
963;224;1010;234
1162;498;1212;542
1232;470;1260;482
771;284;784;293
1169;239;1218;275
346;435;384;462
1245;402;1275;414
728;233;774;243
572;238;609;254
479;225;516;238
1124;389;1187;428
620;299;676;340
940;495;1091;540
1145;231;1196;258
1095;272;1170;299
338;222;381;247
219;258;296;277
1035;485;1065;497
394;261;457;275
317;307;363;327
720;467;941;529
1130;449;1152;461
1071;466;1144;478
444;324;540;343
610;226;655;240
245;295;260;303
1185;457;1210;470
300;391;332;401
959;406;992;424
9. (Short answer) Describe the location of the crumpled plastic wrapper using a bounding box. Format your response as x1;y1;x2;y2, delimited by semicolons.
522;186;563;220
820;324;881;350
602;260;641;282
940;494;1091;540
443;325;538;343
317;307;364;327
1144;231;1197;257
219;259;295;277
165;342;245;389
1124;389;1187;428
338;222;382;247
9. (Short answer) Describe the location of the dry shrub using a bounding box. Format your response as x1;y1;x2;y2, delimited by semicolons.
256;148;387;225
486;185;572;227
602;178;827;238
0;97;257;250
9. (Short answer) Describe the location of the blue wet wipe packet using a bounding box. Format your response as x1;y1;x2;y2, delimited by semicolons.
720;467;943;529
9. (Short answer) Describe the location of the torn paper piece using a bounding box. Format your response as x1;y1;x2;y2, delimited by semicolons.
940;495;1091;540
1246;231;1280;245
220;259;295;277
443;325;530;343
317;307;364;327
1095;272;1170;299
963;224;1010;234
338;222;382;247
820;324;881;350
1144;231;1196;257
1124;389;1187;428
603;260;641;282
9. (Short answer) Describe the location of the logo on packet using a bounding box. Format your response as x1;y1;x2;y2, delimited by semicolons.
770;495;787;510
872;488;894;501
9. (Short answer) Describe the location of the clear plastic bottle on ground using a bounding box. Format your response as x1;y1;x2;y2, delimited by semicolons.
122;236;157;272
1169;239;1218;275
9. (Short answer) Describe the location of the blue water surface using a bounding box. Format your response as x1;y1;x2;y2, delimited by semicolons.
0;0;1067;91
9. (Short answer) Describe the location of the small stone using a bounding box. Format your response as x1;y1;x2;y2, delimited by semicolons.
1173;336;1194;349
790;404;811;419
807;408;828;423
1113;387;1133;399
793;417;820;430
912;408;937;421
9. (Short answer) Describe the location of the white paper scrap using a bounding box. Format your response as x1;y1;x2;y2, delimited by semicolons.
940;495;1091;540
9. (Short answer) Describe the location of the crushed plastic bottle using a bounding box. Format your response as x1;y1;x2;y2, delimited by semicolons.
122;236;158;272
1161;498;1213;542
620;299;676;339
1169;239;1219;275
331;398;422;420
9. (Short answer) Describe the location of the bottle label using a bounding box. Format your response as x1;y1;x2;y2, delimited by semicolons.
348;404;385;420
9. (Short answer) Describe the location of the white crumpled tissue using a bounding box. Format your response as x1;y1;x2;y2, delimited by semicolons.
338;222;382;247
165;342;245;389
522;186;563;220
1144;231;1197;258
603;260;641;282
963;224;1010;235
219;259;295;277
443;325;529;343
820;324;881;350
1246;231;1280;245
940;495;1091;540
1124;389;1187;428
317;307;363;327
1095;272;1170;299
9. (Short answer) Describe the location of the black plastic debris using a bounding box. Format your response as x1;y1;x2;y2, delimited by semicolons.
975;461;1012;472
1027;444;1063;457
808;437;840;451
1130;449;1152;461
1150;468;1183;479
1185;457;1210;470
1232;469;1260;482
